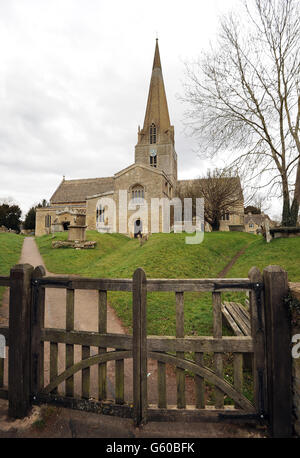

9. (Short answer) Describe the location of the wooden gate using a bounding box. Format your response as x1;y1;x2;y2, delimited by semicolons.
0;263;293;436
132;267;267;425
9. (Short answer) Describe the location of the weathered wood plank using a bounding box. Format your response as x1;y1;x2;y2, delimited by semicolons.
50;342;58;394
31;266;46;394
263;265;292;438
213;292;224;409
98;290;107;401
227;302;250;336
148;351;254;412
65;288;74;397
8;264;34;418
147;278;252;292
157;361;167;409
176;291;185;409
195;352;205;409
0;358;4;388
41;329;253;352
35;277;132;292
147;406;259;423
133;268;147;426
249;267;267;420
222;303;244;336
82;346;90;399
115;354;124;405
234;353;243;408
43;351;133;395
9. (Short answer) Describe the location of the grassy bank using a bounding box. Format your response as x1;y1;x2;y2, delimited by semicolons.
0;233;24;306
36;231;256;336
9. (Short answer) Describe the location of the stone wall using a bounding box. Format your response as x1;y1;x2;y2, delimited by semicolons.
290;283;300;436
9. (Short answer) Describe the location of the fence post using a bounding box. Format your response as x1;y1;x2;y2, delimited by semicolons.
263;265;292;437
132;268;147;426
31;265;46;396
8;263;34;418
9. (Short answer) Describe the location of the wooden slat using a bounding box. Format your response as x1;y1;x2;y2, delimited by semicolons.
115;352;124;405
34;276;253;293
98;290;107;401
0;276;10;287
213;292;224;409
82;346;90;399
147;407;259;423
31;266;46;394
176;291;185;409
50;342;58;394
234;353;243;408
36;277;132;291
157;361;167;408
0;358;4;388
65;288;74;397
222;304;244;336
133;268;148;426
149;351;254;411
41;329;254;353
228;302;250;336
195;352;205;409
249;267;267;418
147;278;252;292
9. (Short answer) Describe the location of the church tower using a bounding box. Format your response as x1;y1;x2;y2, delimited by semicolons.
135;39;178;184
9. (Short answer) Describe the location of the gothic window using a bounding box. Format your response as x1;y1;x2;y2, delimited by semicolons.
150;123;157;144
96;205;105;223
150;155;157;167
131;185;145;203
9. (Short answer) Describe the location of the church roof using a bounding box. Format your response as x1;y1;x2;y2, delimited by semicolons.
50;177;114;204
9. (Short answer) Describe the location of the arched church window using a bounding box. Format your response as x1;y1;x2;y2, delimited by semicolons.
96;205;105;223
150;154;157;167
131;185;145;203
150;123;157;144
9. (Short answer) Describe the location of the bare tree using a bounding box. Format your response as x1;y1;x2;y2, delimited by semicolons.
183;0;300;226
177;168;243;231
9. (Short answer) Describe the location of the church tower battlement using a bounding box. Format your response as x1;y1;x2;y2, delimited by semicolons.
135;39;178;184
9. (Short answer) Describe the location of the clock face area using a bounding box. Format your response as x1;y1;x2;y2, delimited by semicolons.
150;149;157;157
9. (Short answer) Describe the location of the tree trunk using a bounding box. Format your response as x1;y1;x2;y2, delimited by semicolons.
281;177;291;227
289;198;299;227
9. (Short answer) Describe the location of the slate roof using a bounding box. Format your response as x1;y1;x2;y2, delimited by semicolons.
50;177;114;204
244;213;270;226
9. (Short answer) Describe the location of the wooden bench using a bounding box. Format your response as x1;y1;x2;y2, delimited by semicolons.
221;301;251;336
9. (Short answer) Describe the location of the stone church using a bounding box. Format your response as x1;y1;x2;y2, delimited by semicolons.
35;40;244;237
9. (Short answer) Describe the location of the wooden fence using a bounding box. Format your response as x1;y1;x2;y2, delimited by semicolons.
0;263;295;437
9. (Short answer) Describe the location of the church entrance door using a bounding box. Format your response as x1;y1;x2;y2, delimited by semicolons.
134;219;142;237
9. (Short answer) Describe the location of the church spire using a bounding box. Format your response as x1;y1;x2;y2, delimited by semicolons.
152;38;161;69
139;39;172;143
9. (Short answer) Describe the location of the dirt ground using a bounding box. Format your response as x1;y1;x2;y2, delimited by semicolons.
0;237;267;438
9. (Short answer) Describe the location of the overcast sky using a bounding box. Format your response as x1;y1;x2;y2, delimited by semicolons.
0;0;282;219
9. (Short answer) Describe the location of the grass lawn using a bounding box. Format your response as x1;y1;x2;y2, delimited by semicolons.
226;236;300;281
0;233;24;306
36;231;256;336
